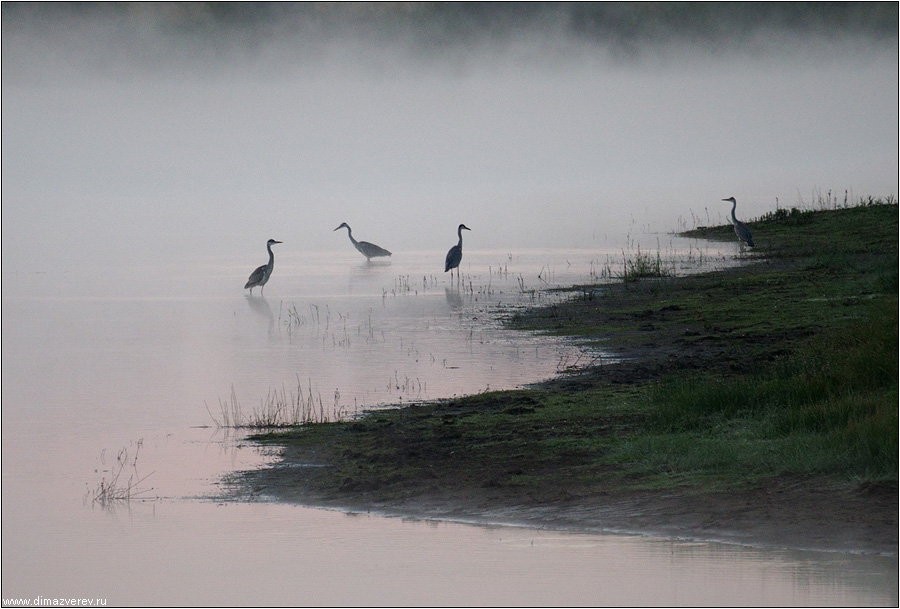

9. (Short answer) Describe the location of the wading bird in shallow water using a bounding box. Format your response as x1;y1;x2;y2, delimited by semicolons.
244;239;282;295
333;222;392;261
722;197;755;247
444;224;471;280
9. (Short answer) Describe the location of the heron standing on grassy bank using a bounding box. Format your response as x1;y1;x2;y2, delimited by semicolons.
722;197;754;247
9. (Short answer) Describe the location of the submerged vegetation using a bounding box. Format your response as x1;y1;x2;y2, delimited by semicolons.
249;199;897;517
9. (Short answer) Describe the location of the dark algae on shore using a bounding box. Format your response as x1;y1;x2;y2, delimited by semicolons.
242;200;897;552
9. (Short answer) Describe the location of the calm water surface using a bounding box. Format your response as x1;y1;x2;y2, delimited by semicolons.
2;243;896;606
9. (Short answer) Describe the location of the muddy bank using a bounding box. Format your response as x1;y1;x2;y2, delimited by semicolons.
237;461;897;554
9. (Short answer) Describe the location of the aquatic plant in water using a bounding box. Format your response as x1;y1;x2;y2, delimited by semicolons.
88;440;155;507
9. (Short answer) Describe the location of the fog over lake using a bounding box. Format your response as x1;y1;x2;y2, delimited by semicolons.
2;4;897;274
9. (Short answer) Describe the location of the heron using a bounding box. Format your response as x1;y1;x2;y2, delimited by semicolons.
444;223;471;280
244;239;282;295
722;197;755;247
333;222;392;261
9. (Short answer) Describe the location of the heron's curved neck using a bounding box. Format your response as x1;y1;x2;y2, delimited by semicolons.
730;200;738;223
345;227;359;247
457;226;465;247
266;243;276;267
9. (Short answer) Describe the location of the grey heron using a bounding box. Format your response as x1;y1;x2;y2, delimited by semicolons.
722;197;754;247
444;224;471;279
333;223;392;260
244;239;282;295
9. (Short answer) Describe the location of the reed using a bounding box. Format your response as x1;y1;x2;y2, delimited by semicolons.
89;440;155;506
617;246;671;283
589;257;613;282
208;378;351;429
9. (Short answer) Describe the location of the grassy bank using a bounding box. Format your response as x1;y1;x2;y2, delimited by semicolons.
249;200;897;510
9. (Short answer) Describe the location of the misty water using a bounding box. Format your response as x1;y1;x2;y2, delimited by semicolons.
3;245;897;606
3;6;898;606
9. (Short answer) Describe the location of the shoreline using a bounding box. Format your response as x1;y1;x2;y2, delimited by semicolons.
236;462;897;555
231;203;898;556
